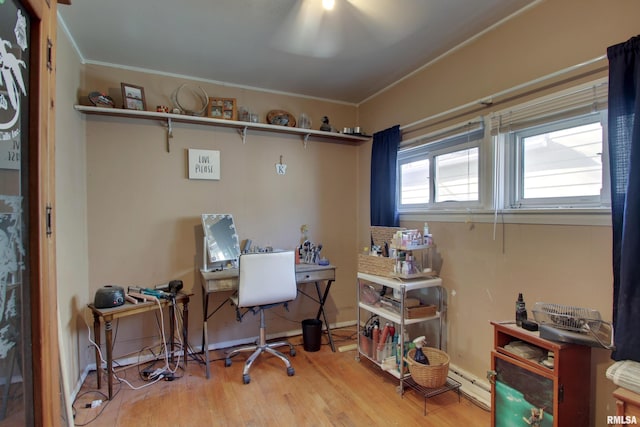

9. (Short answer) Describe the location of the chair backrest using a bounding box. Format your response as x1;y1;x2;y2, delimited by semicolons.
237;251;297;308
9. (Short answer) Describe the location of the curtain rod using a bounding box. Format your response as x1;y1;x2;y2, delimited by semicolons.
400;55;607;132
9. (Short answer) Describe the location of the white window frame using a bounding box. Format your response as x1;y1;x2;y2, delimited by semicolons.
397;122;486;212
504;111;610;209
398;79;611;226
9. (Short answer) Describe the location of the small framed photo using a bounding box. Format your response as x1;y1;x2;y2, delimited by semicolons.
121;83;147;111
208;97;237;121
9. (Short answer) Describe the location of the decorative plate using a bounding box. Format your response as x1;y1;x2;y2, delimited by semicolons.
267;110;296;127
88;91;115;108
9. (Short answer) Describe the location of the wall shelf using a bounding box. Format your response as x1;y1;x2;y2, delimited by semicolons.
74;105;370;152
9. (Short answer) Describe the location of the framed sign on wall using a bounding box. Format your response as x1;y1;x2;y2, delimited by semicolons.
188;149;220;180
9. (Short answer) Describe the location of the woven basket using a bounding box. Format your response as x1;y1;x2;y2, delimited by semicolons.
358;254;396;277
404;347;449;388
370;226;405;248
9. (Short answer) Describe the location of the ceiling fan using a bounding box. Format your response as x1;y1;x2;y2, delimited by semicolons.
270;0;428;58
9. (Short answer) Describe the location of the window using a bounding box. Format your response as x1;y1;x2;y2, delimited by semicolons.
508;114;606;207
397;79;610;219
495;79;610;210
435;146;479;202
399;158;430;205
398;122;484;210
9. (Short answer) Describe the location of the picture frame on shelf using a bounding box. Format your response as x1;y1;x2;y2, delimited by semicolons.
121;83;147;111
208;97;237;121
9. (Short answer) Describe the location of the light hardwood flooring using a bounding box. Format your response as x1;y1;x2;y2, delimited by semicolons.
72;328;490;426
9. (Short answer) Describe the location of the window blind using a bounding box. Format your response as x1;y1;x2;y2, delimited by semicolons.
490;78;608;135
400;118;484;155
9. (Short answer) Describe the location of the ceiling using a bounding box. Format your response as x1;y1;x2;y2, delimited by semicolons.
58;0;536;104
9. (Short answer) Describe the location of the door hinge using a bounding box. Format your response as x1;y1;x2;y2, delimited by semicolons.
47;38;53;71
46;204;52;237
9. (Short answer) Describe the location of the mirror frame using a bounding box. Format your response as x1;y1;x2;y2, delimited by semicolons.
201;214;241;269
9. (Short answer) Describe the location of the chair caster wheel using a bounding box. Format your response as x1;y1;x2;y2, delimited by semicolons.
243;374;250;384
224;358;232;367
287;367;295;377
290;348;296;357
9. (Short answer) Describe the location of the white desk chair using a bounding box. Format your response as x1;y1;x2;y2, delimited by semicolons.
224;251;297;384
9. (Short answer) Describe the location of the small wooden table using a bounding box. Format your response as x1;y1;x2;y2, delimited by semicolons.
88;293;190;400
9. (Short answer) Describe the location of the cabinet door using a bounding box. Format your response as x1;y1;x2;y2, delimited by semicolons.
492;351;555;427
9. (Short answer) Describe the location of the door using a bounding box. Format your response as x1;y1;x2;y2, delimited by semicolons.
0;0;61;425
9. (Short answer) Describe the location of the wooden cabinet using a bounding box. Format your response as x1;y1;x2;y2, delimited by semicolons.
489;321;591;426
613;387;640;426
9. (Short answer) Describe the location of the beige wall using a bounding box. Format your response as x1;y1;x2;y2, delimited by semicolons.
356;0;640;425
55;25;90;394
77;65;362;366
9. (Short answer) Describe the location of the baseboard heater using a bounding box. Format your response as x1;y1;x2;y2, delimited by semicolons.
447;363;491;411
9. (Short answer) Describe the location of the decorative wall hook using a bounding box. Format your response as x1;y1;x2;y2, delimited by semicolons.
275;155;287;175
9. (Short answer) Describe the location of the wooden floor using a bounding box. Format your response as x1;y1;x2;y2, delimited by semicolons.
72;328;490;426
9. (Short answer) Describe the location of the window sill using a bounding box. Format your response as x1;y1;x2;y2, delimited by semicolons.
400;208;611;226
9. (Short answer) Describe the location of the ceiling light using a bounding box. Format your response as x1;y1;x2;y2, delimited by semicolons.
322;0;335;11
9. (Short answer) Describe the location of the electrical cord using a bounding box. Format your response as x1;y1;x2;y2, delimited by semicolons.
72;390;110;426
83;297;182;390
172;303;207;366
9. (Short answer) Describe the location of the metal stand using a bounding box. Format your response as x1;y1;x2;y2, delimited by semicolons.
403;377;461;415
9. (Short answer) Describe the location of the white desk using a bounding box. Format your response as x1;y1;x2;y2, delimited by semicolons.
200;263;336;378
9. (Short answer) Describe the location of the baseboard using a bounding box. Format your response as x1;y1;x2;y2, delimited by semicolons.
202;319;357;352
70;365;93;403
77;319;358;394
447;363;492;411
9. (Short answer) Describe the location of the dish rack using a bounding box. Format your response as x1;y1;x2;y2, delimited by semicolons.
532;302;614;350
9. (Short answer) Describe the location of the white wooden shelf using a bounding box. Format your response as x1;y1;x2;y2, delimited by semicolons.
358;302;440;326
74;105;370;152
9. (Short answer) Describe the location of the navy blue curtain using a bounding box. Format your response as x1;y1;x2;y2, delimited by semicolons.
608;35;640;361
370;125;400;226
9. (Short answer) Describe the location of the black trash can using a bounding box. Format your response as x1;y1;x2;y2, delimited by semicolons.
301;318;322;352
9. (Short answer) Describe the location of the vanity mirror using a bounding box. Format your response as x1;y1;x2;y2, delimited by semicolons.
202;214;241;270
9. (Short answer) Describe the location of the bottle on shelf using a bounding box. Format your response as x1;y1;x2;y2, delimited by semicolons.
412;336;430;365
423;222;433;245
372;324;380;359
516;293;527;327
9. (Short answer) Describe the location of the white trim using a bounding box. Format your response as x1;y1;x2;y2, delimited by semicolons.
83;59;359;106
401;209;611;227
57;11;86;63
447;363;492;410
80;320;357;373
70;366;92;403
